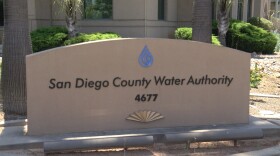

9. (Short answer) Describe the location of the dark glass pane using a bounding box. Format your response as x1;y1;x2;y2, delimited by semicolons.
158;0;165;20
0;0;3;26
238;0;243;20
212;0;216;20
84;0;112;19
247;0;252;20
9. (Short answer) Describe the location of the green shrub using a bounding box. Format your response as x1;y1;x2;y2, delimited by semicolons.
64;32;121;45
273;32;280;52
175;28;192;40
250;63;263;88
31;26;68;52
226;21;277;54
175;27;221;46
212;36;221;46
248;17;274;31
32;26;68;35
211;20;242;36
31;26;121;52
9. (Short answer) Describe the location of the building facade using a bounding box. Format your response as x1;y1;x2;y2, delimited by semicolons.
271;0;280;17
0;0;272;41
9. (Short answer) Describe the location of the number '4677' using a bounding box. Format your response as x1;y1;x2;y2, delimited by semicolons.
135;94;158;102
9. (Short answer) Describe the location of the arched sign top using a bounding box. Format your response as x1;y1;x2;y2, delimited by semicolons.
26;38;250;135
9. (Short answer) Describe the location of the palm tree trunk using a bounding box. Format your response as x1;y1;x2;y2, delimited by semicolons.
217;0;232;46
192;0;212;43
1;0;32;117
218;10;229;46
66;16;77;38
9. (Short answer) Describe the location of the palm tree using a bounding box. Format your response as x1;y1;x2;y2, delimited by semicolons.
216;0;232;46
1;0;32;117
54;0;83;38
192;0;212;43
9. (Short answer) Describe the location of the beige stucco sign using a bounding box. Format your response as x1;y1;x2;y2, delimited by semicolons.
26;39;250;135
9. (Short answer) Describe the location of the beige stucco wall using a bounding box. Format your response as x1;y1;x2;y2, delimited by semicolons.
27;0;182;38
261;0;271;18
28;0;52;31
271;0;280;17
271;1;276;11
166;0;178;21
114;0;145;20
253;0;261;17
243;0;249;21
146;0;158;20
26;0;271;38
231;0;271;21
78;20;146;38
177;0;193;27
252;0;271;18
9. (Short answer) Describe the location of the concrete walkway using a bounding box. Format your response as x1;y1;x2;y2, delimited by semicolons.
231;145;280;156
0;116;279;154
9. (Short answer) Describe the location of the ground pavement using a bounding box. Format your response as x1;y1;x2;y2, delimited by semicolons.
0;116;279;155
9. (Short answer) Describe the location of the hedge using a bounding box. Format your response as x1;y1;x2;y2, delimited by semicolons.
226;20;277;54
175;28;192;40
248;17;274;31
31;26;68;52
175;27;221;46
212;19;242;36
31;27;121;53
64;32;121;45
212;36;221;46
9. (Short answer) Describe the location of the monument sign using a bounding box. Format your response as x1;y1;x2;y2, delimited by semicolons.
26;39;250;135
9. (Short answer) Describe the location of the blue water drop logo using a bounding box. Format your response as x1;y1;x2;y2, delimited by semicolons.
138;45;154;68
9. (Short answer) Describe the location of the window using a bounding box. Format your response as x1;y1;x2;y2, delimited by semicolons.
84;0;112;19
237;0;243;20
158;0;165;20
247;0;252;20
212;0;216;20
0;0;3;26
